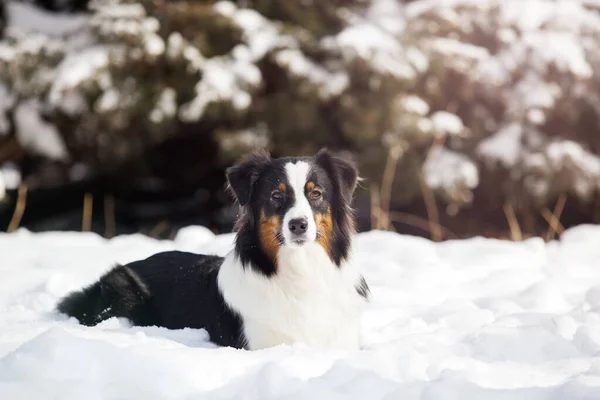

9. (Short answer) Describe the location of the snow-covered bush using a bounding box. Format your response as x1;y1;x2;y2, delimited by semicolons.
1;0;600;238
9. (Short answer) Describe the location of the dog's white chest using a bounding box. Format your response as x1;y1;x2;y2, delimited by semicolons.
218;243;366;350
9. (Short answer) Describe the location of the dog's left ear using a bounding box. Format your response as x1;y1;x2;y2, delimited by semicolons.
226;149;271;206
315;148;359;203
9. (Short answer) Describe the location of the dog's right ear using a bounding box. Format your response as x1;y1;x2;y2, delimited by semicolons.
226;149;271;206
315;148;359;204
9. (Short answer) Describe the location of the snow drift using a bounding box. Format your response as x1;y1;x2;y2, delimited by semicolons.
2;226;600;399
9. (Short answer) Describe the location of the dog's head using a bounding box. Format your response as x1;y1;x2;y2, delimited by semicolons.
227;148;359;275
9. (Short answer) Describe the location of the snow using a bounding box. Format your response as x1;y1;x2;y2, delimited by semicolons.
400;95;430;116
336;23;402;61
144;33;165;57
0;162;22;190
4;225;600;398
430;111;465;137
6;2;88;36
179;53;261;122
181;43;205;71
13;100;69;161
0;42;16;62
528;109;547;125
520;140;600;201
430;38;490;62
545;141;600;199
328;23;416;80
546;141;600;176
522;32;593;79
498;0;600;34
516;76;561;111
93;3;147;19
477;124;523;168
404;0;482;19
214;1;291;61
48;47;110;113
5;32;60;58
424;147;479;201
218;127;270;154
471;0;597;90
149;88;178;123
89;1;167;63
176;2;289;122
495;0;553;32
429;39;491;73
406;47;429;73
366;0;406;35
274;49;349;100
95;88;120;113
213;0;237;17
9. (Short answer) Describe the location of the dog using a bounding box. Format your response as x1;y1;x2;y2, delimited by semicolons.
57;148;370;350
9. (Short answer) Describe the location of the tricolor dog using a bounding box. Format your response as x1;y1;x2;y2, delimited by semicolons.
57;148;370;350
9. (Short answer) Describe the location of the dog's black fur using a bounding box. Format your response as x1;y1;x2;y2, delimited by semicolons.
57;251;245;348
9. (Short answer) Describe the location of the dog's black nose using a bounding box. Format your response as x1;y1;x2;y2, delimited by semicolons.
288;218;308;235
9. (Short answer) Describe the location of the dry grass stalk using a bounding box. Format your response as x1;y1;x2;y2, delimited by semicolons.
419;135;447;242
370;183;381;230
545;194;566;241
150;220;169;238
7;184;28;233
541;209;565;239
542;195;567;241
503;203;523;241
82;193;93;232
104;195;116;238
375;206;397;233
419;177;442;242
380;146;403;223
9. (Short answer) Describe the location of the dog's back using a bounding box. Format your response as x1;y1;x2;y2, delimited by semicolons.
57;251;245;348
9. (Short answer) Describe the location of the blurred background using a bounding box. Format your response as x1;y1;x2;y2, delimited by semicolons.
0;0;599;242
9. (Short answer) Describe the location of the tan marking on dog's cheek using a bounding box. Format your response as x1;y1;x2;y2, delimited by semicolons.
315;208;333;260
259;211;281;269
279;183;287;193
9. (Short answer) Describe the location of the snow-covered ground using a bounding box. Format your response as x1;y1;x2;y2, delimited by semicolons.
2;226;600;399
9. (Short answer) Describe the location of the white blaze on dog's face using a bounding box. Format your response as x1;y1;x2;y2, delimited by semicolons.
226;149;359;275
282;161;317;245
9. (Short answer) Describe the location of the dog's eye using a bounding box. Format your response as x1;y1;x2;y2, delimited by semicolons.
271;191;283;201
309;189;322;201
